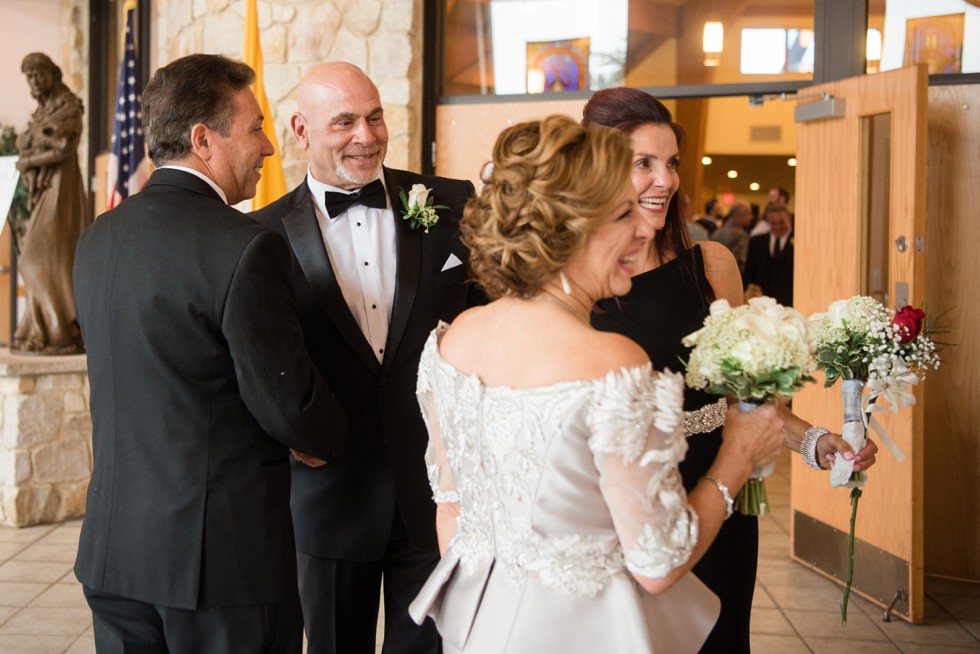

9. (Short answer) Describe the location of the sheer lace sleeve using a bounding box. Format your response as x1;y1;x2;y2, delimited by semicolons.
587;366;699;579
417;325;459;504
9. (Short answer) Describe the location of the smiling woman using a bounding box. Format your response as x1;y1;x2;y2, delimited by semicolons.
407;114;786;653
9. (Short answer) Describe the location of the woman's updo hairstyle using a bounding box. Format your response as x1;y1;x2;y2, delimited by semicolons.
462;114;632;300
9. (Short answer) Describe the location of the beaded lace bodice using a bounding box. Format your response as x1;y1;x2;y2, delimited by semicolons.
416;324;700;599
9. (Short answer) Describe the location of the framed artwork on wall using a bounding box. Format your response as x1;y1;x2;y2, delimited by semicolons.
903;13;965;74
526;38;590;93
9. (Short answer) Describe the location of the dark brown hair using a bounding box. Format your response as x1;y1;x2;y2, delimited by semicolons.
142;54;255;165
582;87;714;304
582;87;690;266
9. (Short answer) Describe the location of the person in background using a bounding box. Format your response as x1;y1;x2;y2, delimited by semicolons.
744;203;794;306
73;53;347;654
696;197;722;235
410;114;785;653
751;186;791;237
709;201;752;275
681;191;710;241
582;87;878;654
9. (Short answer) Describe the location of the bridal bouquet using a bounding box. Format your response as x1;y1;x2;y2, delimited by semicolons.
808;297;941;484
807;296;941;624
683;296;815;515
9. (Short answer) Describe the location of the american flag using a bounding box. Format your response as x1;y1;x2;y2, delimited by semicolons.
106;8;148;209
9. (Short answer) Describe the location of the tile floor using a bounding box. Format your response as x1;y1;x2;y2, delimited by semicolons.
1;451;978;653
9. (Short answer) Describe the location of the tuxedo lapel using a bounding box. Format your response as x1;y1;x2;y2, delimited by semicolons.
382;168;422;369
280;194;380;374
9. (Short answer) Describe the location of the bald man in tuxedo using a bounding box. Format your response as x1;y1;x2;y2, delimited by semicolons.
253;62;477;654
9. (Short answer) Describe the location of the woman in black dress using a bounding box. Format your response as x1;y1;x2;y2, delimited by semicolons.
582;88;878;653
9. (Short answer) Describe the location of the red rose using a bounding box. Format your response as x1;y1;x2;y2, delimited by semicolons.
892;305;925;343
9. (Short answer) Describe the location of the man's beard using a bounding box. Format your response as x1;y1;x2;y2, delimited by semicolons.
336;154;383;188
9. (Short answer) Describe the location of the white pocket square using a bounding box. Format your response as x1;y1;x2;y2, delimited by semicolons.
441;253;463;272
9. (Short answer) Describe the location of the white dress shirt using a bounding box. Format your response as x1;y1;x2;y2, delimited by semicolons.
160;165;228;204
770;234;789;256
308;172;397;363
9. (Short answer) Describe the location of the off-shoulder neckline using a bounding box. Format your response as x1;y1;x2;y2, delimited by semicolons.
427;322;656;394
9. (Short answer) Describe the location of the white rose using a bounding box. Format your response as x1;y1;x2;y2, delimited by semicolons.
825;299;855;327
747;296;778;312
682;325;705;346
407;184;431;209
736;313;779;343
779;309;809;339
708;299;732;317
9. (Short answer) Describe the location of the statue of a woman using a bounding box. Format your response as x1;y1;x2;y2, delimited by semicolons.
13;53;90;354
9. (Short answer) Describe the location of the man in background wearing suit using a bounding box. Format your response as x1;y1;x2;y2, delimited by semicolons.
73;53;347;653
744;203;794;306
252;62;476;654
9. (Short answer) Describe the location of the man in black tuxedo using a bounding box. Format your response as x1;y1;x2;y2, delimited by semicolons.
73;54;347;653
252;62;476;654
744;203;794;306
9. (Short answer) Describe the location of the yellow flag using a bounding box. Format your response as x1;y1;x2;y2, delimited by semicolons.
244;0;286;209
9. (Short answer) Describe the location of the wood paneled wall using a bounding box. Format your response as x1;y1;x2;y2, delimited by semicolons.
923;84;980;581
435;99;587;186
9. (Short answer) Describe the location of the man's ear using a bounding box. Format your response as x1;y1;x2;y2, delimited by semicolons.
189;123;212;161
290;113;310;151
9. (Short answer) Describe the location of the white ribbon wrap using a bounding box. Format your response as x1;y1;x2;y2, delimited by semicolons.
830;380;868;488
830;420;866;488
829;376;912;488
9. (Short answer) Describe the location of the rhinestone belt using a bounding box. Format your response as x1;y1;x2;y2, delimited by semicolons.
684;398;727;437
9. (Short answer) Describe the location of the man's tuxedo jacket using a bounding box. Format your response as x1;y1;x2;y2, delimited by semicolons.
252;168;476;559
744;232;795;307
73;168;347;610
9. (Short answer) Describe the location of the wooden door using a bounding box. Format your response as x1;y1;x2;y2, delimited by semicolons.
791;65;928;622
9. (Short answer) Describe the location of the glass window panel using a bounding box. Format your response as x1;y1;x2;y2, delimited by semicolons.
440;0;816;97
873;0;980;74
787;28;815;73
488;0;627;95
741;28;788;74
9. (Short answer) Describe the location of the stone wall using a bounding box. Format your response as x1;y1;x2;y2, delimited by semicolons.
62;0;424;190
153;0;424;187
0;355;92;527
62;0;90;182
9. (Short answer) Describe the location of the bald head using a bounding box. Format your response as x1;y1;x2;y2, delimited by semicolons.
291;62;388;190
727;202;752;228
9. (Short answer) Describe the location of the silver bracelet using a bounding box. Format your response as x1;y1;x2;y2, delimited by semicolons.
702;475;734;520
801;426;831;470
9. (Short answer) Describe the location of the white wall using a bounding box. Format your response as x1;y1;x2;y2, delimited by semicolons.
0;0;61;132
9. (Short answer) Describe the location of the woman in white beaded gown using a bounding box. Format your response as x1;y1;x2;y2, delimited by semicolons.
409;116;784;654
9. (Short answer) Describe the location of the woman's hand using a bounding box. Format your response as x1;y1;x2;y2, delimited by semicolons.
815;433;879;472
720;401;785;473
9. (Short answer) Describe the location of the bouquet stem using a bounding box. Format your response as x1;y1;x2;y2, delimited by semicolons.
735;400;770;516
841;486;862;626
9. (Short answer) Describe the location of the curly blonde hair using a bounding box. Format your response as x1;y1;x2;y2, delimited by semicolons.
462;115;632;300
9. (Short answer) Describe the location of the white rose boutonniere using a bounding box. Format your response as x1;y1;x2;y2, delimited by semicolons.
399;184;448;233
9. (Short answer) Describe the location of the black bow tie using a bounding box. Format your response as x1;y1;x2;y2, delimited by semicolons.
323;179;387;219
